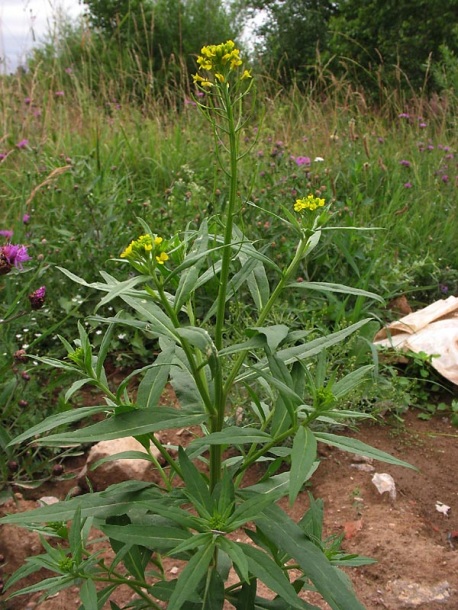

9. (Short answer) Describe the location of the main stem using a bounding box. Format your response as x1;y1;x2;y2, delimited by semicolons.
210;86;239;491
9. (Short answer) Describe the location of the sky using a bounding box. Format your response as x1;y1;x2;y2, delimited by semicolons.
0;0;85;72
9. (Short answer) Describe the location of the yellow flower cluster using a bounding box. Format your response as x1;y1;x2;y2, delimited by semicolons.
294;195;326;213
121;234;169;265
193;40;251;88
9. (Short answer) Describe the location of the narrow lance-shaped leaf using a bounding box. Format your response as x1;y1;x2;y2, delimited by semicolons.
167;540;215;610
136;344;175;409
289;427;318;505
288;281;384;303
314;432;417;470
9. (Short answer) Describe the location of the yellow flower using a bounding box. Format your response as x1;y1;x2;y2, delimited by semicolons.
156;252;169;265
215;72;225;83
294;195;326;213
120;242;134;258
193;73;213;88
241;69;252;80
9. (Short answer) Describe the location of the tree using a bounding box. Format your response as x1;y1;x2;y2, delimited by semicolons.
242;0;337;86
81;0;239;95
328;0;458;92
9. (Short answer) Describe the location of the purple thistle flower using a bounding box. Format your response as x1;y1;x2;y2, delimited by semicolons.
0;229;13;239
2;244;31;269
55;91;65;97
16;139;29;149
28;286;46;310
294;156;311;166
398;113;410;119
0;153;7;160
22;213;30;224
404;182;413;188
399;160;411;167
441;174;449;183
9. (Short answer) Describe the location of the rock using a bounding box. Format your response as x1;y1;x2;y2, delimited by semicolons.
37;496;60;507
77;437;161;491
386;579;452;607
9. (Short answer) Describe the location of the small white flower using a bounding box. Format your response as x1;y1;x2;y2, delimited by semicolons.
314;156;324;162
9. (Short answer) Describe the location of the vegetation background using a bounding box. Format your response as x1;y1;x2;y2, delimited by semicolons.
0;0;457;487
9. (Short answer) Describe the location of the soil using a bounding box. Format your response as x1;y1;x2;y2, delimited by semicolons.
1;409;458;610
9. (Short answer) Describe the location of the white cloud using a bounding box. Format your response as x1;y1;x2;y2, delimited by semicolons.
0;0;85;72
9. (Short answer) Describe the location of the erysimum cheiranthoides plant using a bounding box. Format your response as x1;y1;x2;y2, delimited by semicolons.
1;41;415;609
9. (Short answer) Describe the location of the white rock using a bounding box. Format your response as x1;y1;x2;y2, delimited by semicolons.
78;436;161;490
372;472;396;500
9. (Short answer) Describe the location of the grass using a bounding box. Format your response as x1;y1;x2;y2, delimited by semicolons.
0;45;457;486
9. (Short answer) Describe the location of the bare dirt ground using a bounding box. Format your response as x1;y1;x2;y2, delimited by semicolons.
1;409;458;610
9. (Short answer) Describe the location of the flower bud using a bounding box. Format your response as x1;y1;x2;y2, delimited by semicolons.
13;349;28;362
28;286;46;310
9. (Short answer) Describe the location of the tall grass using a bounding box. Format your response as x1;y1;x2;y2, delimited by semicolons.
0;31;457;486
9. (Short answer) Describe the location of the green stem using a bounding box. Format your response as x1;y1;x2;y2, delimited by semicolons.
156;281;216;417
214;86;238;353
223;236;310;401
210;85;239;491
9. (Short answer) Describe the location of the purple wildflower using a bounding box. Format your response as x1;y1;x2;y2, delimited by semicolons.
419;122;427;128
441;175;449;183
0;230;13;239
404;182;413;188
398;113;410;119
399;160;411;167
16;139;29;149
440;284;449;295
2;244;31;269
55;91;65;97
294;156;311;166
0;153;7;160
65;67;73;74
22;213;30;224
28;286;46;310
24;97;31;105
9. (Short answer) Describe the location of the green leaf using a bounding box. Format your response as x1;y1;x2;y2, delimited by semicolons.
80;579;98;610
120;295;178;341
174;222;210;311
179;447;213;516
202;568;225;610
64;378;93;403
237;319;372;383
217;538;250;583
0;481;160;525
189;428;271;450
32;408;206;445
233;579;257;610
289;427;318;505
256;505;366;610
175;327;215;353
8;405;112;447
239;544;313;609
228;494;278;530
136;345;174;409
167;541;215;610
332;365;374;398
239;472;290;501
246;325;289;352
90;451;153;470
313;432;417;470
6;574;74;599
101;523;191;552
287;281;384;303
